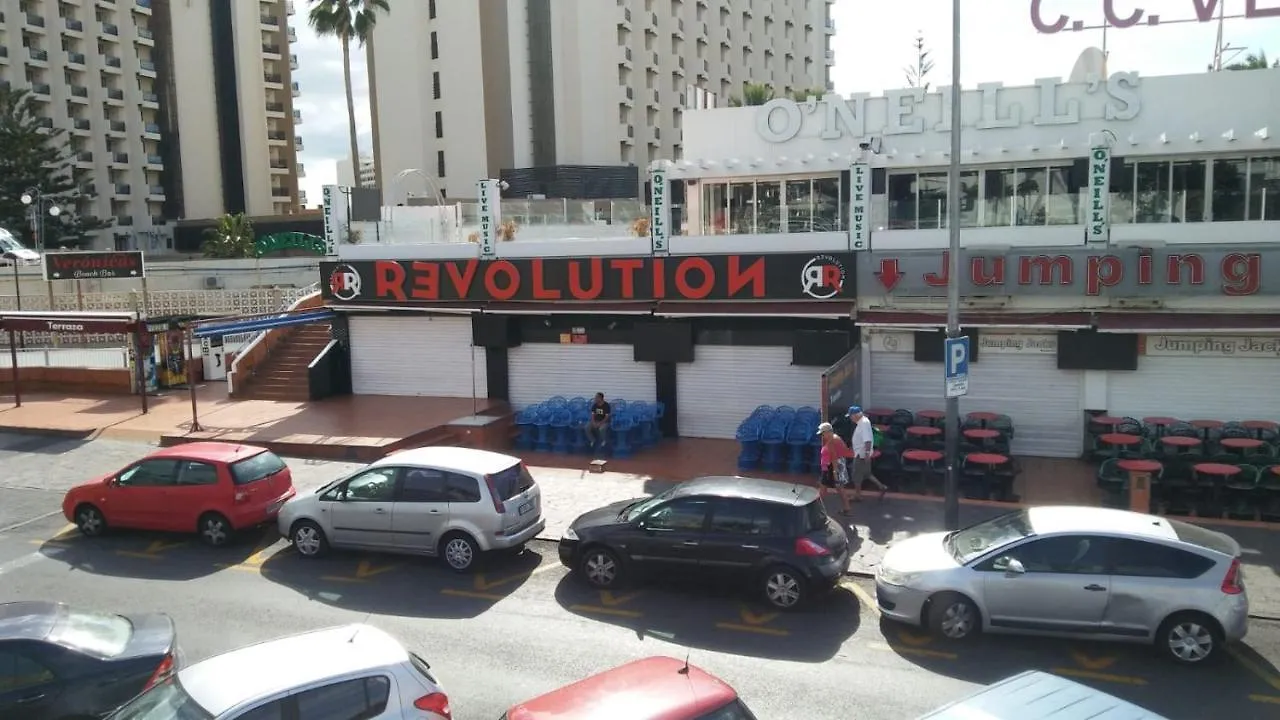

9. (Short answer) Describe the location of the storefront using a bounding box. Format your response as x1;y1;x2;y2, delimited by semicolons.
346;314;487;398
675;344;823;439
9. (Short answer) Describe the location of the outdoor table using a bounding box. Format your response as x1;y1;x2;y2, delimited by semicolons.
866;408;896;424
966;411;1001;426
1118;459;1163;513
1271;465;1280;479
1193;463;1241;504
1099;433;1142;449
1160;436;1202;454
1189;419;1224;440
906;426;943;438
1142;417;1179;438
966;452;1013;501
915;409;946;427
902;449;943;464
1220;438;1265;455
963;428;1001;445
1118;459;1163;473
1241;420;1279;440
1090;415;1124;428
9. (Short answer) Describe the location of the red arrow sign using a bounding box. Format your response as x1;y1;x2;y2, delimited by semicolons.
876;258;904;292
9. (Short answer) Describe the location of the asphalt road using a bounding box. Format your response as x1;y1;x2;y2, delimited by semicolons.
2;433;1280;719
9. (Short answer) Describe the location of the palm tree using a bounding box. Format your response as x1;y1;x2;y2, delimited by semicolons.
1225;51;1274;70
202;214;256;259
307;0;391;188
728;82;775;107
789;87;828;101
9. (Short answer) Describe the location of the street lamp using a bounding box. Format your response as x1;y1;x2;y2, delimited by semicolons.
20;188;62;252
943;0;964;531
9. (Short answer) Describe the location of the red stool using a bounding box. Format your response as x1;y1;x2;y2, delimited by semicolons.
1220;438;1264;455
1160;436;1202;455
915;409;946;428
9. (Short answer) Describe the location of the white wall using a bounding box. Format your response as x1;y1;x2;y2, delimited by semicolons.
2;258;320;298
168;2;224;220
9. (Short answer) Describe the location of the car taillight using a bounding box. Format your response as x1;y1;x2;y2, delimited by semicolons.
1222;558;1244;595
483;475;505;513
795;537;831;557
414;692;451;718
143;653;175;691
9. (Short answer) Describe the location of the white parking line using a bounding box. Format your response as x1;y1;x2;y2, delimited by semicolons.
0;510;65;535
0;548;63;577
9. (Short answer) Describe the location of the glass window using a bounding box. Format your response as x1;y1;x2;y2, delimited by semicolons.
235;700;287;720
812;176;841;231
708;499;782;536
695;698;759;720
1135;160;1171;223
642;498;708;531
785;179;812;232
1109;538;1215;579
957;170;980;227
230;451;288;486
444;473;481;503
756;181;781;233
397;468;447;503
728;182;755;233
997;535;1110;574
622;486;679;521
916;172;947;229
1110;160;1135;223
98;677;213;720
1168;518;1238;556
946;510;1034;564
1044;166;1078;225
176;461;219;487
801;499;828;533
1247;156;1280;221
48;609;133;658
489;463;535;501
118;459;179;487
1171;160;1206;222
1014;167;1047;226
982;168;1014;227
703;183;728;234
295;676;390;720
0;650;55;693
1212;158;1248;220
887;173;917;229
343;469;398;502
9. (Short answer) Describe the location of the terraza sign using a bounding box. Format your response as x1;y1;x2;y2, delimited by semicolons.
321;253;855;304
42;250;146;281
1;316;135;334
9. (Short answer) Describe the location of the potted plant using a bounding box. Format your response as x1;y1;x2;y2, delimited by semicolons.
498;219;518;241
467;231;480;243
631;217;651;237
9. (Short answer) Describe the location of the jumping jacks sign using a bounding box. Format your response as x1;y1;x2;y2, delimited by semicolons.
42;250;145;281
649;166;670;257
849;162;870;251
476;179;501;259
1087;144;1111;245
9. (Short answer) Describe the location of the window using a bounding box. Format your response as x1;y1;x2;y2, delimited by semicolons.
118;459;179;487
230;451;287;486
1247;155;1280;221
979;166;1076;227
1211;158;1247;220
436;150;446;178
992;535;1110;574
342;469;398;502
813;176;841;231
176;461;219;486
444;474;481;503
488;463;534;501
235;700;287;720
1109;538;1215;579
295;676;390;720
641;498;708;531
428;0;436;19
800;499;828;533
0;650;55;693
946;510;1034;565
695;698;759;720
398;468;447;503
47;609;133;657
108;678;213;720
434;110;443;139
708;499;782;536
430;31;438;60
431;71;441;100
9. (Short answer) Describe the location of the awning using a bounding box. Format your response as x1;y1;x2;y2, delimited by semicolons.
193;309;335;338
331;303;486;315
856;311;1092;329
483;302;656;315
1095;312;1280;333
654;301;854;318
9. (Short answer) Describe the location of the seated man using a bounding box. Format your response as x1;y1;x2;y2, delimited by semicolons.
584;392;612;451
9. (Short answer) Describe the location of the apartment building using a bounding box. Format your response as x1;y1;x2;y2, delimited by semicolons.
0;0;302;250
337;154;376;189
372;0;835;201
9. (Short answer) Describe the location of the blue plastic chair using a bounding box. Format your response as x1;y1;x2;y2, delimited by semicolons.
514;408;538;450
534;407;554;452
786;420;814;474
736;421;763;470
569;396;588;412
611;416;636;458
796;406;819;418
547;396;569;410
627;402;650;447
551;409;573;453
751;405;773;419
760;421;788;472
612;399;628;417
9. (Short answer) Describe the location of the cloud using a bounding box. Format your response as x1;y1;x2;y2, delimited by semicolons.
292;21;372;207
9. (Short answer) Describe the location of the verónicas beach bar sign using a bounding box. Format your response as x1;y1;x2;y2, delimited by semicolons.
321;253;856;304
42;250;146;280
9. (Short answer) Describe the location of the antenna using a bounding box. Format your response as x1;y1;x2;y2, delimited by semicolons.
348;612;375;642
679;650;691;675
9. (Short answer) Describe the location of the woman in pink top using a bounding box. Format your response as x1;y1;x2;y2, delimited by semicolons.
818;422;855;516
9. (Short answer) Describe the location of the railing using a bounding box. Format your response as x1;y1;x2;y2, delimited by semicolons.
227;283;320;395
306;340;350;401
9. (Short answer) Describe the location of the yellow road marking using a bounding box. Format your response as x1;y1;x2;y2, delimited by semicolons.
897;630;933;647
738;606;779;626
715;622;790;636
1070;650;1117;671
441;589;505;601
569;604;642;618
1249;694;1280;705
116;540;187;559
322;559;400;582
1052;668;1147;686
1228;646;1280;692
868;641;957;659
440;559;561;599
843;580;882;618
600;590;643;607
217;542;286;572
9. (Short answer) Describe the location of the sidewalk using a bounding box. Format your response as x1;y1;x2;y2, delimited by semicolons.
527;465;1280;621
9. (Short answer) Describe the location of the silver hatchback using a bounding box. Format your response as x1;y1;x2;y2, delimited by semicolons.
278;447;544;572
875;506;1248;664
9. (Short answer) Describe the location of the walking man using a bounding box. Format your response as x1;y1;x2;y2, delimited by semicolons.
584;392;612;451
848;406;889;501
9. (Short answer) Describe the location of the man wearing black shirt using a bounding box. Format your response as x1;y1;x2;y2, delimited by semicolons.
585;392;612;451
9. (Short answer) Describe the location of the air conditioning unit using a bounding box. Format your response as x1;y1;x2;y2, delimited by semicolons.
203;276;224;289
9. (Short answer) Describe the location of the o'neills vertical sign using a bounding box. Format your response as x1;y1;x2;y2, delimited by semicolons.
1087;146;1111;245
649;166;669;257
849;162;870;251
321;185;338;255
476;179;501;260
42;250;145;281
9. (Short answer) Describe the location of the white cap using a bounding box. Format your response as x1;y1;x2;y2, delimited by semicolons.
816;422;834;435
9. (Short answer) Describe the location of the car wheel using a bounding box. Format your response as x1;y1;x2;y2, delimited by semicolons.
762;565;806;610
927;592;981;641
197;513;233;548
290;520;329;558
74;504;106;537
579;547;622;589
440;532;479;573
1158;612;1221;664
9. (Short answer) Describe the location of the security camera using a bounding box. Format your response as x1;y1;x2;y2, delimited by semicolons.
498;180;510;191
858;141;871;150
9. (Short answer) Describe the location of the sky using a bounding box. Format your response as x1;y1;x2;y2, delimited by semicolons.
293;0;1280;208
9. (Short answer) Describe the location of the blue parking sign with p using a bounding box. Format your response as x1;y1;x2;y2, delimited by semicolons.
944;336;969;398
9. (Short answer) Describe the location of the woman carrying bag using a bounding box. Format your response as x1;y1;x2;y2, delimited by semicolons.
817;422;857;516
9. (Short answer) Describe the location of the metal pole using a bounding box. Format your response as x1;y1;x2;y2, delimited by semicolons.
186;326;201;432
10;261;19;311
7;329;20;407
943;0;964;532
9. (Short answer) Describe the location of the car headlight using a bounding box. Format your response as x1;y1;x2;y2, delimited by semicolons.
877;566;917;587
561;527;578;541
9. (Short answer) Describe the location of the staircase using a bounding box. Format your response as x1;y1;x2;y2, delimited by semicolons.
238;323;332;402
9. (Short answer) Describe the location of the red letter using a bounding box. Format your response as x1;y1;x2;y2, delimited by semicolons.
1018;255;1074;285
674;258;715;299
530;259;562;300
408;261;439;300
567;259;603;300
970;256;1005;286
728;257;766;298
610;258;644;299
652;259;666;298
925;251;949;287
1222;253;1261;296
1246;0;1280;19
484;260;520;301
445;260;478;299
1137;249;1153;284
374;260;407;301
821;265;842;292
1086;255;1124;296
1031;0;1069;33
1165;254;1205;285
1103;0;1143;28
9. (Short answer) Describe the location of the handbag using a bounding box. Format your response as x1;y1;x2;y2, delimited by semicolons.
834;457;850;487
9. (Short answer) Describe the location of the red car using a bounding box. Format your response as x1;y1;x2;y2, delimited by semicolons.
503;656;758;720
62;442;296;547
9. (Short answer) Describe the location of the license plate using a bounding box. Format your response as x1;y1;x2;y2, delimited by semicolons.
518;501;534;516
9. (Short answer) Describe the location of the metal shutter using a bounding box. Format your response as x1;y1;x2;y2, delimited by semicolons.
508;344;655;408
677;346;822;439
1108;355;1280;423
349;316;488;398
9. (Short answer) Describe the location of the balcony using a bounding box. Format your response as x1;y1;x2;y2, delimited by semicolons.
620;7;631;26
145;154;163;167
106;88;125;103
142;122;161;137
115;183;132;195
294;138;304;152
286;26;296;43
622;47;632;66
292;108;302;123
262;43;281;57
270;158;289;170
0;46;7;62
291;81;300;97
112;152;130;164
135;27;153;44
825;49;835;64
825;17;836;33
141;91;158;106
147;185;165;199
135;0;153;13
260;15;278;28
101;22;119;37
70;85;89;100
138;59;156;75
265;101;285;114
290;53;298;70
31;82;52;97
272;186;291;198
620;85;633;105
297;163;305;178
72;118;92;132
287;1;295;15
64;18;84;34
103;54;122;70
108;119;127;132
25;13;46;30
36;117;54;130
76;151;94;165
264;72;283;85
115;215;133;226
150;215;165;225
267;130;287;142
67;51;87;66
28;47;49;63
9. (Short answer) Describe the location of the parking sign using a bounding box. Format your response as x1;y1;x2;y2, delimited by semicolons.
944;335;969;398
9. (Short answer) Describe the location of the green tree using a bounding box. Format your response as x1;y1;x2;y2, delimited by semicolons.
904;32;934;91
0;86;108;249
1225;51;1275;70
202;213;256;259
789;87;828;101
307;0;391;186
728;82;775;107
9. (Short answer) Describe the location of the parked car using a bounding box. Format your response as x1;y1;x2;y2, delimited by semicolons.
875;506;1248;663
503;655;756;720
106;624;450;720
62;442;296;547
559;476;851;609
918;670;1168;719
278;447;543;572
0;601;180;720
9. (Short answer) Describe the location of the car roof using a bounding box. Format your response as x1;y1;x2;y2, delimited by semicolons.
1027;506;1237;556
178;624;408;716
376;446;520;475
507;656;740;720
919;670;1169;719
0;602;60;642
676;476;817;507
149;442;267;464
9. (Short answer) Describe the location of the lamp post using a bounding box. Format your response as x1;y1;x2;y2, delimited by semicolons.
943;0;964;531
20;188;62;252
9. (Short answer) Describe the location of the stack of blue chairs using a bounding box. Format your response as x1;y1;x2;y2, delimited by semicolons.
515;396;666;458
735;405;822;474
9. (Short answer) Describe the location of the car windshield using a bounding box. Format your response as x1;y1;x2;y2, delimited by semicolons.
801;499;828;533
696;698;759;720
489;463;535;501
230;451;287;486
47;609;133;658
107;677;212;720
622;487;679;521
945;510;1035;565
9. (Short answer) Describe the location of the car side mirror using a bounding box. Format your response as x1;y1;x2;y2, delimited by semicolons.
1000;557;1026;576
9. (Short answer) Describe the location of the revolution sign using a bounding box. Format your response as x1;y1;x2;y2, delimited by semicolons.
321;252;856;304
42;250;146;281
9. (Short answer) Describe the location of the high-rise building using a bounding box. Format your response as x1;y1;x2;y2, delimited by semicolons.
371;0;835;200
0;0;303;250
337;155;376;188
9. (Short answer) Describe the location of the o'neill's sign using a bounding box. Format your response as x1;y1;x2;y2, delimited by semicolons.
1087;145;1111;245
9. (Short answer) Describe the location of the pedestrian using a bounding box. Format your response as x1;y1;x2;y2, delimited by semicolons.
847;406;889;501
817;422;856;516
584;392;612;451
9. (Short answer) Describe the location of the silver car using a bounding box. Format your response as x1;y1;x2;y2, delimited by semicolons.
278;447;544;572
875;506;1248;664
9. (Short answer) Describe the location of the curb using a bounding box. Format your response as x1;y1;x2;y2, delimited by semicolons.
0;425;100;441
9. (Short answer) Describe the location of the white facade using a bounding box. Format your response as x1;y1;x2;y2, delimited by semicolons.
507;344;655;409
370;0;835;200
348;316;487;399
337;156;377;189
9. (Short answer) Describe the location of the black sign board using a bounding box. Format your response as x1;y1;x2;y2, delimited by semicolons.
821;348;862;420
42;251;146;281
321;252;856;304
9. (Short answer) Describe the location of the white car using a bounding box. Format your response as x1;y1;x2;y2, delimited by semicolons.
107;624;451;720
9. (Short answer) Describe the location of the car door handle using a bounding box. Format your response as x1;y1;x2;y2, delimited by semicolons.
681;541;699;547
429;509;441;514
16;693;45;704
1083;584;1107;591
740;544;760;550
373;507;386;514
